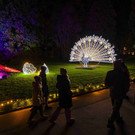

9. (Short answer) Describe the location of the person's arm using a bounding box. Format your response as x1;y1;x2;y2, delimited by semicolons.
66;77;71;90
56;76;59;88
105;72;111;88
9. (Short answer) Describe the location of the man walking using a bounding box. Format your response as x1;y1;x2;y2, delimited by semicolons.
105;59;130;129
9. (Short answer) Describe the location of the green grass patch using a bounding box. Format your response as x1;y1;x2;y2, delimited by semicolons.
0;62;135;102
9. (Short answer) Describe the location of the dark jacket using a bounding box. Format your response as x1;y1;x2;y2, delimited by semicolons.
105;69;129;99
39;72;49;97
56;75;72;108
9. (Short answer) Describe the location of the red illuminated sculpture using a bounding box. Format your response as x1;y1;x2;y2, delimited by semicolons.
0;65;21;79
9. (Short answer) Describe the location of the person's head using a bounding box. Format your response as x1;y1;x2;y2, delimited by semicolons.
41;66;46;72
34;76;41;83
60;68;67;75
113;59;121;70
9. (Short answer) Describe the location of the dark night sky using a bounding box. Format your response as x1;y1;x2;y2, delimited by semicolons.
1;0;131;48
0;0;134;62
42;0;132;40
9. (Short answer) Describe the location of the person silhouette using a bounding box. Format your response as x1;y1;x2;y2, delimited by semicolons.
105;60;129;129
119;59;130;98
28;76;48;125
39;65;52;110
49;68;75;125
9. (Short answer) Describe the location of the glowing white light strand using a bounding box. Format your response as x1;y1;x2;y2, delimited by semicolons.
69;35;117;67
23;62;37;74
43;63;49;74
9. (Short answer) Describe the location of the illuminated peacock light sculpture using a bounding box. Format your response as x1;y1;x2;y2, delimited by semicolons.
69;35;116;67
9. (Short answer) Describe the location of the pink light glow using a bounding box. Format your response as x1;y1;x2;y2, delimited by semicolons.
0;71;9;79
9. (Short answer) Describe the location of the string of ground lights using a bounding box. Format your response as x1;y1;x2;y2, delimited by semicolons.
0;83;108;113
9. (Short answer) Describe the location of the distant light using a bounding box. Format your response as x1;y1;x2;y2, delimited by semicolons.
7;101;9;104
10;100;13;103
23;62;37;74
132;52;135;55
69;35;117;67
123;47;127;50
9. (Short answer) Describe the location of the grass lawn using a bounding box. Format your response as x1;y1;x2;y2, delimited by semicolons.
0;62;135;102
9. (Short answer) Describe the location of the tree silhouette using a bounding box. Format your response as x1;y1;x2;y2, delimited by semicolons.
0;2;37;58
52;5;82;59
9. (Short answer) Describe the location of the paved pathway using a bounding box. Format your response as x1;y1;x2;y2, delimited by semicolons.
0;83;135;135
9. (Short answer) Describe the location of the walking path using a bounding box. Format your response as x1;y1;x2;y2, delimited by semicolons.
0;83;135;135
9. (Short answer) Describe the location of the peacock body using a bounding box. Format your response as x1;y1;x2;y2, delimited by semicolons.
69;35;116;67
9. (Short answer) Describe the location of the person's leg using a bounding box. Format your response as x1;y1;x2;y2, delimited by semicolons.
65;108;71;123
107;98;123;128
111;99;123;121
65;108;75;125
45;96;48;107
42;87;51;109
115;99;124;123
107;99;116;128
38;105;43;116
45;96;52;109
49;107;61;123
28;106;38;122
38;105;48;119
110;100;118;122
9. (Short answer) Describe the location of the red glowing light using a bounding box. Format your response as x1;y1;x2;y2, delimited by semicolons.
0;65;21;73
